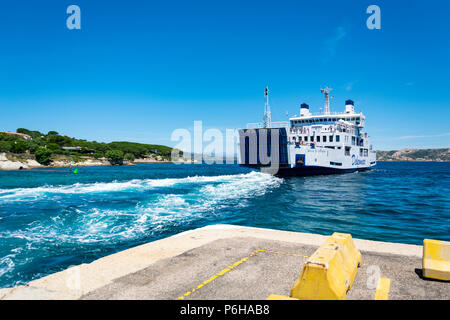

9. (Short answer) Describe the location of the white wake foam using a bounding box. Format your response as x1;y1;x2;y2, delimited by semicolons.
0;171;279;202
0;172;283;244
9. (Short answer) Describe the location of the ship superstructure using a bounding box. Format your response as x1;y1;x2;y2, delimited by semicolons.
238;87;376;176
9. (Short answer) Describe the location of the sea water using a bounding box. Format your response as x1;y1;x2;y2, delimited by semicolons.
0;162;449;288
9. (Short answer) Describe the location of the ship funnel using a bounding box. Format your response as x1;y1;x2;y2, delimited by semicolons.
300;103;310;117
345;99;354;114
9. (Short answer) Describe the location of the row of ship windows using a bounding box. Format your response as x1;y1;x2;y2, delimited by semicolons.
292;135;341;143
292;117;361;124
292;135;365;146
294;146;369;157
344;147;369;157
361;148;369;157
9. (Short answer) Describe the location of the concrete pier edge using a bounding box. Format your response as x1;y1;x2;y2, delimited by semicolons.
0;224;423;300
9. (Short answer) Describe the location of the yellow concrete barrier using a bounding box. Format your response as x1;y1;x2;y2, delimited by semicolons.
422;239;450;281
266;294;299;300
290;232;362;300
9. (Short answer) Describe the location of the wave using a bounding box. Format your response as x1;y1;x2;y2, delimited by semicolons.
0;254;15;278
0;171;281;202
0;172;283;244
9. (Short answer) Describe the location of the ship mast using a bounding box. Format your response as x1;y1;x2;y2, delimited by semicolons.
320;86;333;115
263;87;271;128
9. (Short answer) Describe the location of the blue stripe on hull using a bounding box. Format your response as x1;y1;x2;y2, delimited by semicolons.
241;164;373;177
276;166;366;177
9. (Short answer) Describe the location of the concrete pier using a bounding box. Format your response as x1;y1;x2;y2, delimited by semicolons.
0;225;448;300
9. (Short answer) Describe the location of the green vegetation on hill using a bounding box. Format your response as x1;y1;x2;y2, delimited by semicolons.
0;128;175;165
377;148;450;161
105;150;124;165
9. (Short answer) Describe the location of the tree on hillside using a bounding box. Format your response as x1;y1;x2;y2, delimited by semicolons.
93;152;104;159
10;141;27;154
105;150;124;165
0;141;11;152
24;141;39;153
35;148;52;165
16;128;43;139
46;134;71;146
124;153;135;162
46;143;61;153
0;133;20;142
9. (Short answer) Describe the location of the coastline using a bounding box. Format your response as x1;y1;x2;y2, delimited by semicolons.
377;159;450;162
376;148;450;162
2;151;449;171
0;152;197;170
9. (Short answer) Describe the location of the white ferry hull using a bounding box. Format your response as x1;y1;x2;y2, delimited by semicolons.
281;144;377;175
238;127;376;176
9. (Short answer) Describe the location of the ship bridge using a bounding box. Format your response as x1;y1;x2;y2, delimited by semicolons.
290;100;365;129
289;113;365;129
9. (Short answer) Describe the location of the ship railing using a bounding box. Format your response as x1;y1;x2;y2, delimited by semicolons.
246;122;264;129
271;121;289;128
246;121;289;129
289;125;355;134
292;111;364;117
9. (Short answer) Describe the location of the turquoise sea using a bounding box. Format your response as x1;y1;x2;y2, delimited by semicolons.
0;162;449;288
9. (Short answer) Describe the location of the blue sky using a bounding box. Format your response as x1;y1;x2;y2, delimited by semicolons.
0;0;449;151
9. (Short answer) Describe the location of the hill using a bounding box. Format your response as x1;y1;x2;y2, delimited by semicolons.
376;148;450;162
0;128;182;168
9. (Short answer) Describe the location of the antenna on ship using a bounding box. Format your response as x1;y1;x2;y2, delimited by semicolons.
320;86;333;115
263;87;272;128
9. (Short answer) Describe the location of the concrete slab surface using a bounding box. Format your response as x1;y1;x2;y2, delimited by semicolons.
81;237;449;300
1;225;448;300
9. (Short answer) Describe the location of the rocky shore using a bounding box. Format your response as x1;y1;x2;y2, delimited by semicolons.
0;153;41;170
0;153;112;170
0;153;195;170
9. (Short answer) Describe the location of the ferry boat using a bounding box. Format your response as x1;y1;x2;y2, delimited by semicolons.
238;87;376;176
